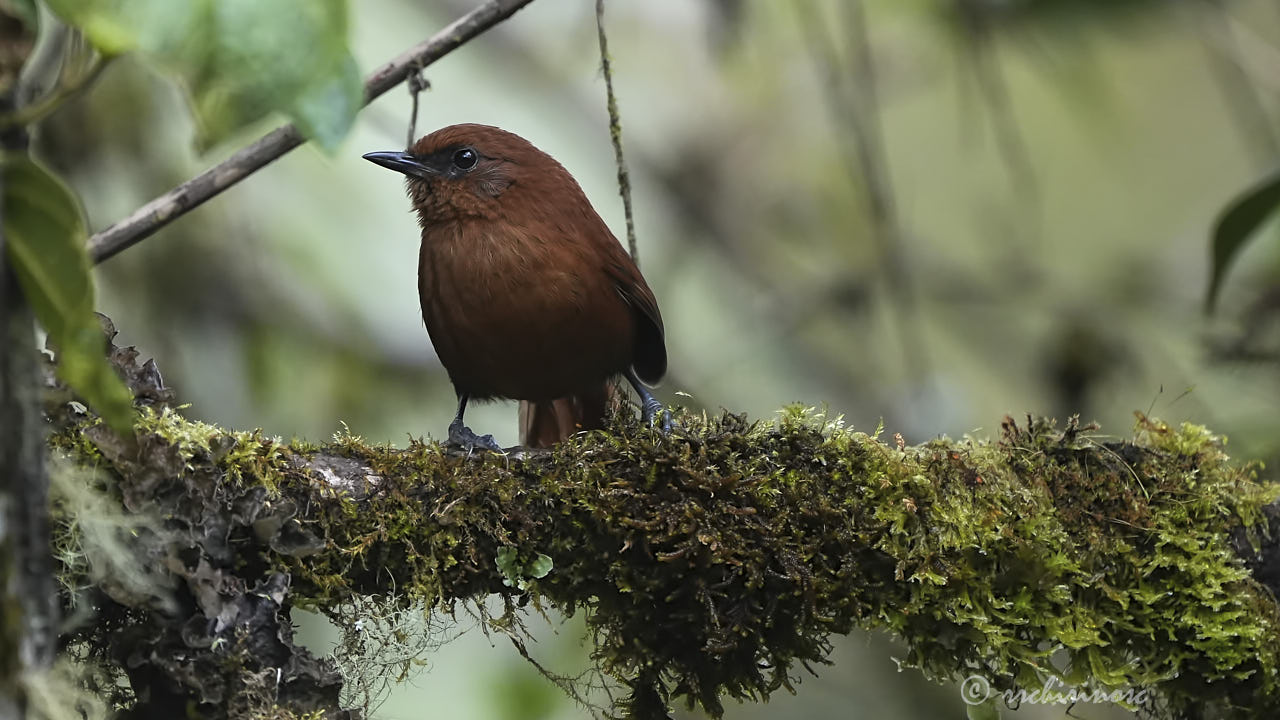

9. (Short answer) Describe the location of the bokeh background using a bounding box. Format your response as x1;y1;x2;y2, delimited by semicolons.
36;0;1280;717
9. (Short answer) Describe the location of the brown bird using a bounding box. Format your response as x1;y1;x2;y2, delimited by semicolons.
363;124;668;451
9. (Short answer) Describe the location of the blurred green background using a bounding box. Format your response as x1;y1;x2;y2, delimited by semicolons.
36;0;1280;717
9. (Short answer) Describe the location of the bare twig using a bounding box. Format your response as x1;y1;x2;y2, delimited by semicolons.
405;63;430;150
88;0;537;265
595;0;639;264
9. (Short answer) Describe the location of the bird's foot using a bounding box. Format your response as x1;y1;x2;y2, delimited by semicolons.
447;419;504;453
640;397;673;434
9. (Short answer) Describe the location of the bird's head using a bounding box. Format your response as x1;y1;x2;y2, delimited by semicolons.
363;123;571;224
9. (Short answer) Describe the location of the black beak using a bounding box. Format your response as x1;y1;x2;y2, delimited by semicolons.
362;151;436;180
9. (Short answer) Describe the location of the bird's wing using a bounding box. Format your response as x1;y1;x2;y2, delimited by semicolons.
604;256;667;385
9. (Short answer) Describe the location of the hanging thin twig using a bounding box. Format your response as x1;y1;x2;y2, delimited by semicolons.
595;0;639;265
405;62;431;149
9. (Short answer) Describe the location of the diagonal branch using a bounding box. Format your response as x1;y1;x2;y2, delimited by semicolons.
87;0;538;265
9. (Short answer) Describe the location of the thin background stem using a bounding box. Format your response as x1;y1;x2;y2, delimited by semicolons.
795;0;931;386
595;0;639;265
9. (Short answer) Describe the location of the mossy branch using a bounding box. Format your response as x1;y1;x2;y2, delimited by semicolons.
34;319;1280;719
43;333;1280;720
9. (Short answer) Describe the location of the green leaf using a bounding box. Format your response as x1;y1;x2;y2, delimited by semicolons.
495;547;554;590
1206;167;1280;313
527;553;553;579
4;154;134;434
45;0;361;151
496;546;520;587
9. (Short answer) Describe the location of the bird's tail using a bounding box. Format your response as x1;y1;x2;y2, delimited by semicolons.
518;382;614;448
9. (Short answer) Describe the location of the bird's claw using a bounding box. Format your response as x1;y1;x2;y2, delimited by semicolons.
447;419;504;453
640;398;673;435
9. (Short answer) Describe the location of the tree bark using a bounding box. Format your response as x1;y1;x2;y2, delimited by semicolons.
0;110;55;720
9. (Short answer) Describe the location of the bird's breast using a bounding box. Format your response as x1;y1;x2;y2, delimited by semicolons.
417;222;634;400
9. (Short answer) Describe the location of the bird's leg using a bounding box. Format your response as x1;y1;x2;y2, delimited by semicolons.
446;393;503;452
625;369;671;434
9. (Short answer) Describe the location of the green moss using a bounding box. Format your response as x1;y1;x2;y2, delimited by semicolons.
129;405;299;496
52;404;1280;719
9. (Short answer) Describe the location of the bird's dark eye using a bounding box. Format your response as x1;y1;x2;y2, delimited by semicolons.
452;148;477;171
